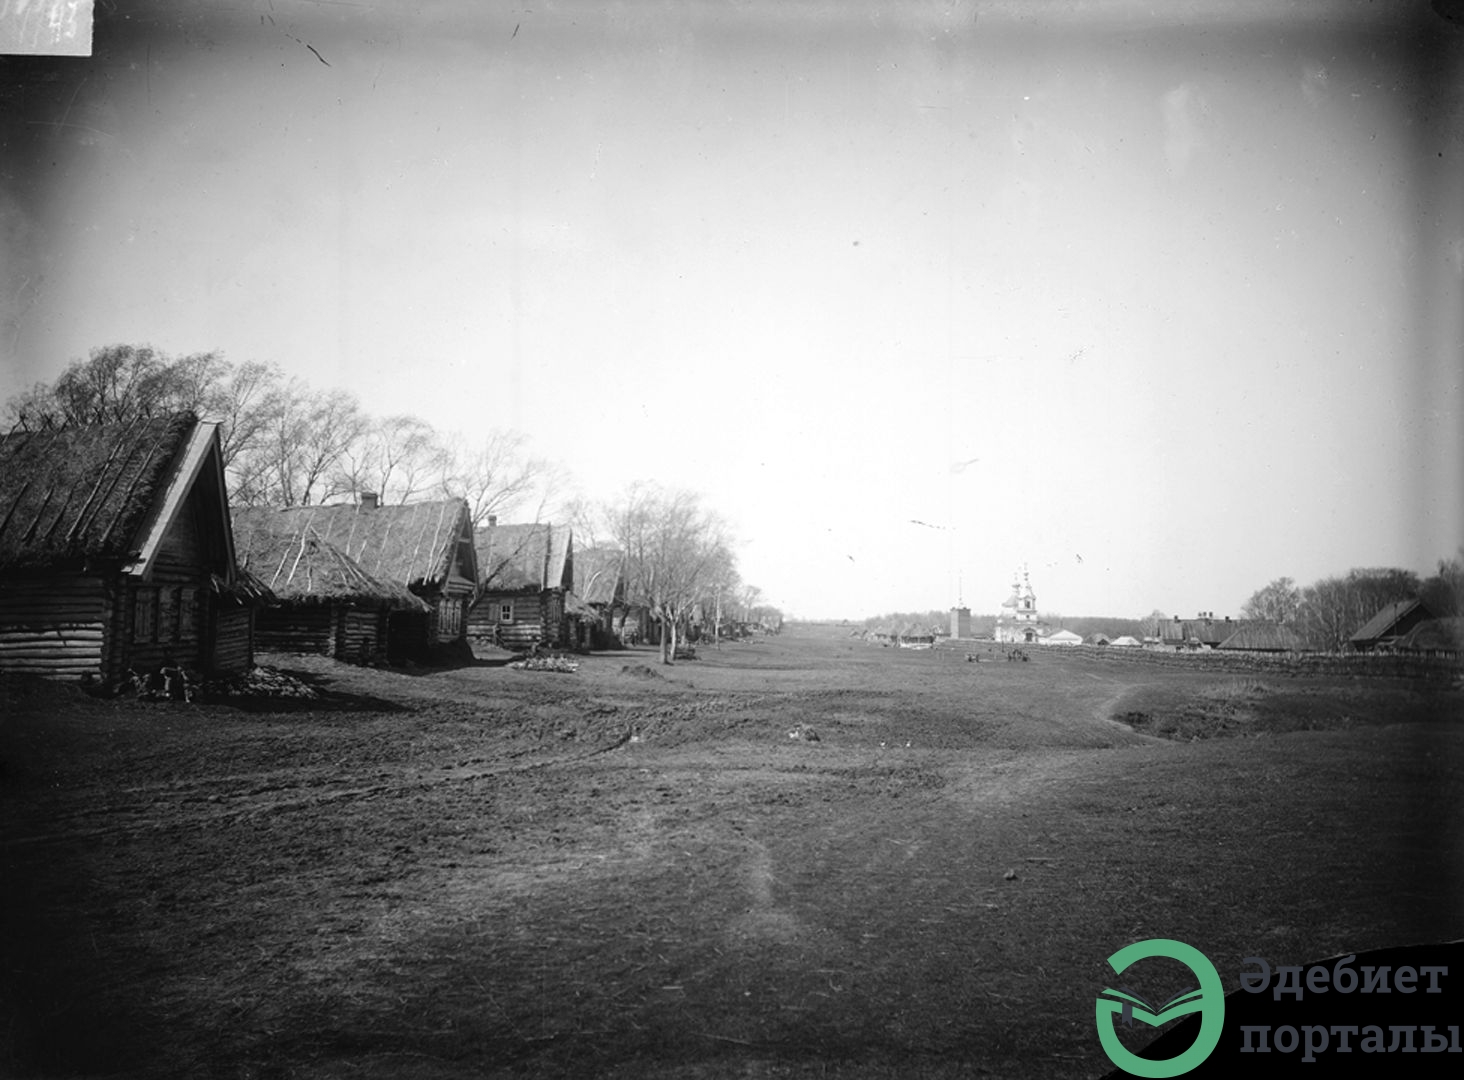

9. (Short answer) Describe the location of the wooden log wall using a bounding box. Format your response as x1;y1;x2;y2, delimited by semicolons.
122;581;209;674
212;607;253;673
255;605;335;655
336;608;387;664
0;575;107;679
468;592;545;650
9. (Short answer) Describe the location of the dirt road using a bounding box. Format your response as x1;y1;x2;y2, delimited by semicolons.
3;628;1460;1078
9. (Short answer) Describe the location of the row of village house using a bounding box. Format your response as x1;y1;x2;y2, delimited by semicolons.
0;414;640;685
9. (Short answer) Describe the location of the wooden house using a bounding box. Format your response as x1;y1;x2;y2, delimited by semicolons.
1040;629;1083;646
236;496;478;662
1394;616;1464;660
571;546;627;648
1158;614;1244;650
1349;598;1436;653
470;522;573;651
1217;622;1310;653
0;413;263;684
231;509;428;663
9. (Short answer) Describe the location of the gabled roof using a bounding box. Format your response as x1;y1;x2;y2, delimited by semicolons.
1350;598;1433;644
476;522;572;592
1110;635;1142;647
1042;629;1083;644
1159;620;1187;644
234;499;475;591
1218;622;1309;651
573;546;625;605
0;412;236;579
1161;617;1242;647
1394;617;1464;653
231;513;427;612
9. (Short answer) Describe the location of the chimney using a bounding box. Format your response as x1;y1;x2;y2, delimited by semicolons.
360;491;379;510
487;514;497;527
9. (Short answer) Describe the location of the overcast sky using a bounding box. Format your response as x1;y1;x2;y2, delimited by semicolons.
3;0;1461;620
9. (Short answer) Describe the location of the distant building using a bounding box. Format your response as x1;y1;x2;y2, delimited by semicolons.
949;606;971;639
1349;598;1436;653
1158;613;1244;650
0;413;264;684
994;568;1044;644
1217;622;1310;653
1041;628;1083;646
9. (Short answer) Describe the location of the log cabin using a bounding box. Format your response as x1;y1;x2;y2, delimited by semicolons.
569;546;626;648
231;509;429;664
0;413;264;685
229;495;478;663
470;522;573;651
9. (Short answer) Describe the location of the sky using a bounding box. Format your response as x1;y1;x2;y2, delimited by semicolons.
2;0;1462;620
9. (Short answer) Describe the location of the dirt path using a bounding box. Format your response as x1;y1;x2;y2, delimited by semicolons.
3;631;1460;1079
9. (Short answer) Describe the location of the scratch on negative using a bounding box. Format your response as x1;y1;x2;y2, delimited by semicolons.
306;43;330;67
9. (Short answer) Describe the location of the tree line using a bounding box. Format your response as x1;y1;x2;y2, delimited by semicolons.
3;344;557;524
1241;554;1464;651
5;343;781;663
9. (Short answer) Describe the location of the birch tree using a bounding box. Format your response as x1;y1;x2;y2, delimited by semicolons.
610;483;731;664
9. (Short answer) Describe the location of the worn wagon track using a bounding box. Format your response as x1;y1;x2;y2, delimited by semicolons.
4;631;1461;1080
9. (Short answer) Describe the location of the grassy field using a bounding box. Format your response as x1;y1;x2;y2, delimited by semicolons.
2;625;1461;1078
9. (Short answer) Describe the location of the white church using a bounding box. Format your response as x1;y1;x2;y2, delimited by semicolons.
994;567;1047;644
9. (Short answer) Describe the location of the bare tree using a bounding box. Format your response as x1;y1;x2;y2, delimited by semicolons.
2;381;64;430
439;429;544;527
1421;548;1464;616
609;483;732;664
233;382;367;507
1297;567;1422;651
1;345;287;479
334;414;448;504
212;360;285;469
51;344;171;424
561;494;609;551
1241;577;1301;625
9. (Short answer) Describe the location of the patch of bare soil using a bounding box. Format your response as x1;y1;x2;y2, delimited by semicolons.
2;633;1461;1079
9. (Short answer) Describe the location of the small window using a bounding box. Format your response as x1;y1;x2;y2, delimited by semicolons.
441;600;462;636
178;588;197;641
498;602;513;623
159;587;180;643
133;588;158;643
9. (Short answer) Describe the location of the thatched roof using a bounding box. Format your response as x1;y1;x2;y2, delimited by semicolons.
573;546;624;606
233;499;474;591
563;591;596;618
1394;616;1464;654
1218;622;1310;651
0;413;200;572
212;566;277;607
1110;635;1142;647
476;522;571;592
231;512;427;611
1160;617;1244;647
